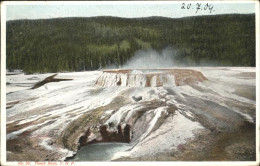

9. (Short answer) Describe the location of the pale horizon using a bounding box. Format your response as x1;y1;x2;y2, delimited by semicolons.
4;2;255;21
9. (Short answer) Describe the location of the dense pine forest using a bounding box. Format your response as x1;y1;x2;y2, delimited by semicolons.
6;14;255;74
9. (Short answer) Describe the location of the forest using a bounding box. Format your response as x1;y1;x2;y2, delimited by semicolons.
6;14;255;74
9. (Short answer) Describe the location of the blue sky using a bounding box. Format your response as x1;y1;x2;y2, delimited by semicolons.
5;2;255;21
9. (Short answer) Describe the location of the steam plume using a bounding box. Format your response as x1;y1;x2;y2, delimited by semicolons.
122;47;178;69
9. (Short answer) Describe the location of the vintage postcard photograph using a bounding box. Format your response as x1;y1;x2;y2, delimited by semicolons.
1;1;259;166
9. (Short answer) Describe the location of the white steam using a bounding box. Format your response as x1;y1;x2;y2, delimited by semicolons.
122;47;178;69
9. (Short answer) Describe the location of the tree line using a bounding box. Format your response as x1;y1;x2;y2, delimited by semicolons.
6;14;255;74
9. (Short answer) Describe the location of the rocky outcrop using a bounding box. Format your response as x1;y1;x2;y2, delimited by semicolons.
74;123;132;153
78;129;91;147
31;74;73;89
57;94;132;152
95;69;207;87
123;124;131;143
99;124;131;143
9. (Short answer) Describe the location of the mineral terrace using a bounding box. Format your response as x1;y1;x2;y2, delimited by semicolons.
6;67;256;161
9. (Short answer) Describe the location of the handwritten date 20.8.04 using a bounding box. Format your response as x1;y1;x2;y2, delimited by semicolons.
181;3;215;14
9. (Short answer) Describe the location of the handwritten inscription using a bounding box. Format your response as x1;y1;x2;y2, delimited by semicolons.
181;3;215;14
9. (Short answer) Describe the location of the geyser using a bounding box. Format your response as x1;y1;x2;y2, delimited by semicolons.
95;69;207;87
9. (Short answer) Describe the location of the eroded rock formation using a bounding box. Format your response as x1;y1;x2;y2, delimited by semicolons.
32;74;73;89
6;68;256;161
95;69;207;87
99;124;131;143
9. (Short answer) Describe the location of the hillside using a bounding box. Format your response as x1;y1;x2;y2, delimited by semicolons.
6;14;255;73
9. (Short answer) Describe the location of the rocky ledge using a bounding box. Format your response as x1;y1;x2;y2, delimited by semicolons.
95;69;207;87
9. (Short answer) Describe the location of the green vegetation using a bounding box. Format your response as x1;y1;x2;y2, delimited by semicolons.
7;14;255;73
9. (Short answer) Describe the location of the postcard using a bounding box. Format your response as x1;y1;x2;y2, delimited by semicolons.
1;1;259;166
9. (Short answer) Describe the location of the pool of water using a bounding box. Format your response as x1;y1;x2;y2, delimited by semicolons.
69;142;131;161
